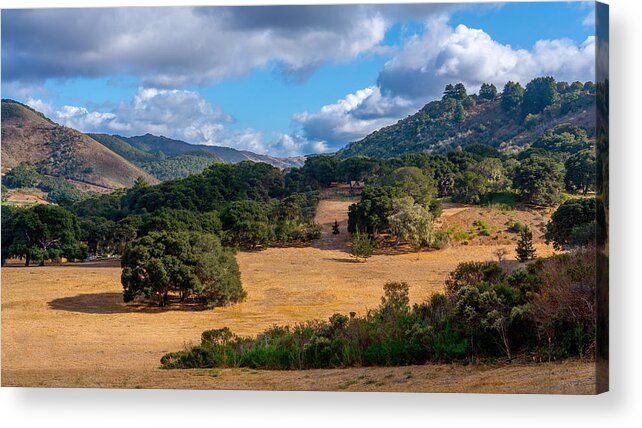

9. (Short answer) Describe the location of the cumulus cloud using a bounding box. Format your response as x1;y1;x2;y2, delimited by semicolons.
378;18;595;103
26;88;270;152
271;133;329;157
294;86;414;147
2;5;452;87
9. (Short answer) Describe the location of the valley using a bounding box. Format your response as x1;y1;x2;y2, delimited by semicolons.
0;194;588;392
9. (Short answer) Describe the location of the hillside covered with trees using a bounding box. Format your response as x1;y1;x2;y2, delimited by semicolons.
339;78;596;158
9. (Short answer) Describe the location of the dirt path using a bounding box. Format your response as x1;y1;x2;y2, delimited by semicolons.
312;199;352;251
1;196;580;391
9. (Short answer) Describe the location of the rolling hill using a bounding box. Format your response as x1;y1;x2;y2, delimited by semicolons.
338;89;596;159
89;133;305;180
91;133;306;170
88;133;223;181
1;99;158;191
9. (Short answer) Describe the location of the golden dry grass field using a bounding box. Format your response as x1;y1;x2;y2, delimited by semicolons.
1;197;595;392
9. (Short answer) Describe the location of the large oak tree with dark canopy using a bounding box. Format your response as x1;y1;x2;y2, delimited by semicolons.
2;204;86;266
121;231;244;307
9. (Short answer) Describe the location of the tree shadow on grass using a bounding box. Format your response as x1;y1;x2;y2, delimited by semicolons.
324;257;363;264
47;293;211;314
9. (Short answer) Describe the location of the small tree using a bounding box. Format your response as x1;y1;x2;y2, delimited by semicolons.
516;227;536;262
121;231;244;307
332;220;340;235
387;197;434;251
350;231;374;262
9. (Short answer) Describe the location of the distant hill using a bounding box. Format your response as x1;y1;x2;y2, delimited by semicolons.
115;133;306;169
338;86;596;159
88;133;222;181
1;99;158;191
89;133;305;180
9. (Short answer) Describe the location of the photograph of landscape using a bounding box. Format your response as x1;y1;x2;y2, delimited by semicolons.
1;2;608;393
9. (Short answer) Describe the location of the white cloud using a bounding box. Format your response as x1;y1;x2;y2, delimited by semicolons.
271;133;329;157
26;88;268;151
294;86;414;146
25;97;54;116
583;10;596;27
2;5;450;87
25;88;330;157
378;18;595;102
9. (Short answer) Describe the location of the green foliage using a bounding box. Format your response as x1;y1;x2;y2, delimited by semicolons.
220;200;270;249
348;185;406;235
478;83;498;100
88;133;157;164
516;227;536;262
452;171;490;204
2;204;86;266
121;161;284;214
501;81;524;116
513;155;564;206
470;158;509;192
387;197;434;250
350;231;374;262
335;156;380;185
463;143;502;159
80;216;117;256
505;219;528;234
71;191;125;220
445;261;505;295
522;76;560;117
454;102;465;123
443;83;468;100
2;161;85;206
298;156;338;188
532;124;591;155
481;191;519;210
338;77;593;160
473;219;491;236
3;162;41;188
382;166;437;205
545;198;596;249
141;152;221;181
121;231;244;307
447;150;476;172
564;149;596;194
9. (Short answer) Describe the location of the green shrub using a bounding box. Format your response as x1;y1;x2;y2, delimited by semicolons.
473;219;491;236
350;231;374;262
505;219;528;234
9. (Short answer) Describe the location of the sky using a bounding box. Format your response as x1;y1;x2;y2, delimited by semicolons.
1;2;597;157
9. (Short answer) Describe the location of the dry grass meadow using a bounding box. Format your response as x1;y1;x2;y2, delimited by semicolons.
1;195;596;392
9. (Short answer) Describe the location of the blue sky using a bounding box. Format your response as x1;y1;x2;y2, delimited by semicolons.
2;2;597;156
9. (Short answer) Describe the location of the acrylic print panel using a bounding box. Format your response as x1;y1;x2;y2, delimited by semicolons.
0;1;608;394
